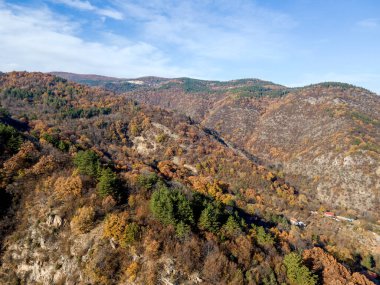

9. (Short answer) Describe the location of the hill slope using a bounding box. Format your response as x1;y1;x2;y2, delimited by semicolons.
112;77;379;220
0;71;378;284
48;72;380;219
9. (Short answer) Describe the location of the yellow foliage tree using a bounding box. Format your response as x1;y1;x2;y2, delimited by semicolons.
129;120;141;137
103;212;140;248
54;172;82;200
70;206;95;234
124;261;139;282
28;155;56;175
189;176;227;199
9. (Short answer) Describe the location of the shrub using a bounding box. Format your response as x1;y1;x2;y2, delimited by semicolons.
73;150;100;177
137;172;159;190
0;107;10;117
361;254;375;270
283;252;317;285
155;133;168;143
103;212;140;247
70;206;96;234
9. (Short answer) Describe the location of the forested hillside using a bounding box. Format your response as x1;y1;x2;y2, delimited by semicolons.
55;72;380;220
0;72;378;284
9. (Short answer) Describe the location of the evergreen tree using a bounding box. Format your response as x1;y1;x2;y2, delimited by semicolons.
6;134;23;153
222;216;242;237
73;150;100;177
149;186;194;229
150;186;176;225
121;222;140;247
137;172;159;190
175;221;191;238
97;168;118;197
174;191;194;225
283;252;317;285
58;140;70;152
198;202;223;233
0;123;23;154
256;226;275;246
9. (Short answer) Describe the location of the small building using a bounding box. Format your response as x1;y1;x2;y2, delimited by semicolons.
298;221;306;227
290;218;298;225
336;216;354;222
290;218;306;227
324;212;335;217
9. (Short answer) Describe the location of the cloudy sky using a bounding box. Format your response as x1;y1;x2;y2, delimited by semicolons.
0;0;379;93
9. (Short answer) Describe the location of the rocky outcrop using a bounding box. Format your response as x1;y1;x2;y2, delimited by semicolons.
46;214;63;228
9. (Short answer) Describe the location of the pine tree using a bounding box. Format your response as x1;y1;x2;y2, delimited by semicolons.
97;168;118;197
256;226;274;246
174;191;194;225
0;123;23;154
223;216;242;237
198;202;223;233
149;186;194;229
150;186;176;225
283;252;317;285
73;150;100;177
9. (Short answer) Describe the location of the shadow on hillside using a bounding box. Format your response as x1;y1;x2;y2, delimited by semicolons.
0;189;13;264
0;116;30;132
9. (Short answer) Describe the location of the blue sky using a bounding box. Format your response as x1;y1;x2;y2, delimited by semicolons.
0;0;379;93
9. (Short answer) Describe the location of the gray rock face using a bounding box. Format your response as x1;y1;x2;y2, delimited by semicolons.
46;215;63;228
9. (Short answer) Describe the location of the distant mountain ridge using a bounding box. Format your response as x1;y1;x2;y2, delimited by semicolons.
48;71;375;94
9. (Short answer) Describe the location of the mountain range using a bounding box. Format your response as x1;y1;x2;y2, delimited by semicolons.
0;71;378;284
51;72;380;220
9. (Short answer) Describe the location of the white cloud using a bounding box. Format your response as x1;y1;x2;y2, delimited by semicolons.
0;0;301;80
0;3;192;78
54;0;124;20
356;18;379;29
112;0;297;62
